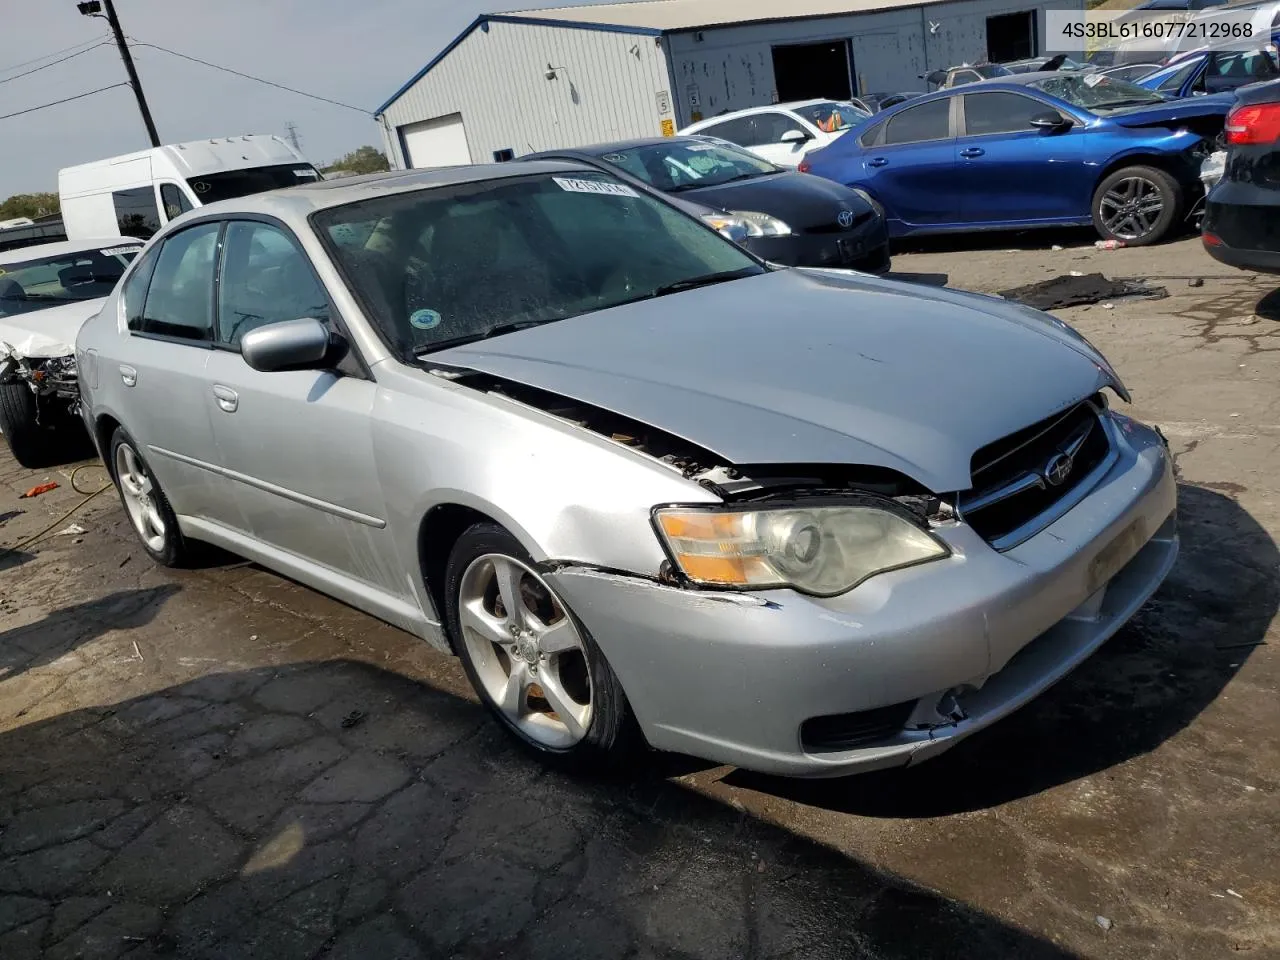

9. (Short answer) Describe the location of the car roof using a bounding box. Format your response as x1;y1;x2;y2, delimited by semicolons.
529;136;714;158
687;99;849;124
0;236;141;265
186;160;601;220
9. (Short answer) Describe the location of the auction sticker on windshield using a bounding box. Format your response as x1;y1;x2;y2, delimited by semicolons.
553;177;640;198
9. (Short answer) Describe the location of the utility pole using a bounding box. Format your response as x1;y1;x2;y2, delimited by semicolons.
78;0;160;147
285;121;302;153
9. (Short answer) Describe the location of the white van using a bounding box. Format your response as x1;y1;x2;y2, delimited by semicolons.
58;135;321;241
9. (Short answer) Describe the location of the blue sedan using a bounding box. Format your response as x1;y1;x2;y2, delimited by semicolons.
802;72;1233;245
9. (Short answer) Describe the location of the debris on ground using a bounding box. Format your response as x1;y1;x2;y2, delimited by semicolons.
1052;245;1064;251
998;273;1168;310
1189;278;1205;288
1096;916;1113;931
19;482;58;499
1227;889;1244;899
1096;239;1126;250
341;710;366;729
1070;270;1085;277
55;523;87;537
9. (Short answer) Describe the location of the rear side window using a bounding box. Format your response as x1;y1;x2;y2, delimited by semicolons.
122;245;161;331
697;117;753;146
963;92;1048;135
884;98;951;145
160;183;193;221
112;187;162;240
217;221;330;347
139;222;220;341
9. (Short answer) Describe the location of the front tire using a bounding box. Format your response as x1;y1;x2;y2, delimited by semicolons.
442;522;640;769
1091;165;1182;246
0;383;84;469
109;427;192;567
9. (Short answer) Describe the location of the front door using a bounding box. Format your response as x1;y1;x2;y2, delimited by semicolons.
747;111;819;168
202;219;403;598
955;91;1088;224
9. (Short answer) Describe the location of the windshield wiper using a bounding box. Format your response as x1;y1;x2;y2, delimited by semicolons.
650;267;760;298
669;172;766;193
414;319;560;356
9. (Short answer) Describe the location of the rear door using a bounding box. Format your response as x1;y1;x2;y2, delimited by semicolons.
201;218;401;597
955;91;1088;224
855;96;959;227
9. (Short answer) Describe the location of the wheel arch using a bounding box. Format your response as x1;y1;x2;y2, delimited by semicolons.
93;412;123;469
1092;152;1190;194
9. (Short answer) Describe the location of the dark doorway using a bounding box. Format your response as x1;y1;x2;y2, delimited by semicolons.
772;40;854;101
986;11;1037;62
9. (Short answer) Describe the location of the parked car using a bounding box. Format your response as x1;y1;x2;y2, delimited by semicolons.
1136;47;1280;98
78;162;1179;776
0;237;142;466
678;100;871;168
1116;0;1230;19
849;92;920;113
1001;55;1091;74
59;135;321;242
1096;63;1165;83
524;137;890;272
1203;78;1280;271
924;62;1014;90
802;72;1233;245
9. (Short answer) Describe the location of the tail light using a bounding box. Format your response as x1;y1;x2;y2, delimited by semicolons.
1203;231;1223;247
1225;102;1280;145
798;158;812;174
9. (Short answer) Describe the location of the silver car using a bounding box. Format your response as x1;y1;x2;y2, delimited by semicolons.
76;163;1179;777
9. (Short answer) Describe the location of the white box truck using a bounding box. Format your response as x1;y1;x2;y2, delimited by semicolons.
58;135;321;241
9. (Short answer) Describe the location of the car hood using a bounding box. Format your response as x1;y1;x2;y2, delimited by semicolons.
1106;94;1233;126
677;172;875;231
430;270;1122;493
0;297;106;359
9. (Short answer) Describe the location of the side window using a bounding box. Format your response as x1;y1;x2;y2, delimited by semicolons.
883;98;952;145
963;92;1050;135
112;187;162;240
951;70;981;86
752;112;804;144
160;184;193;221
121;245;161;332
1156;60;1199;93
217;221;330;347
138;222;220;341
699;117;752;146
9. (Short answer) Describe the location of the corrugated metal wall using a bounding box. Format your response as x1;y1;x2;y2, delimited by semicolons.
380;21;676;167
665;0;1085;126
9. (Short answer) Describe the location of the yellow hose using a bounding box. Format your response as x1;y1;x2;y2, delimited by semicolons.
0;462;114;562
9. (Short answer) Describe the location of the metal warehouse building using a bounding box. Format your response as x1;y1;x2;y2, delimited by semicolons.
377;0;1083;169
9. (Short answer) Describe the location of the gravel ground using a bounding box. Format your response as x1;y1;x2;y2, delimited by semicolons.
1;233;1277;960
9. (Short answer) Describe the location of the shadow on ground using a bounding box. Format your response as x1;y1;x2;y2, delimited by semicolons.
1255;285;1280;321
725;485;1274;816
892;226;1098;255
0;586;181;684
0;660;1080;960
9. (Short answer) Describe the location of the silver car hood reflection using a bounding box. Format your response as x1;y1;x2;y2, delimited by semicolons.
432;269;1120;493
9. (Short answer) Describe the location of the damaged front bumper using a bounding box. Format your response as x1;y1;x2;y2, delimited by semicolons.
545;413;1178;777
0;341;80;405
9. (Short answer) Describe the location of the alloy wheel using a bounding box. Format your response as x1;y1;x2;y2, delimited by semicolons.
1099;176;1165;240
115;442;166;553
457;554;593;748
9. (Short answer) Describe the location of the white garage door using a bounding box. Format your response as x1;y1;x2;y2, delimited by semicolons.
400;114;472;169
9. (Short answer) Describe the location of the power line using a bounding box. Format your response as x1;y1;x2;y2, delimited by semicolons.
0;35;106;78
129;40;370;114
0;83;129;122
0;41;110;87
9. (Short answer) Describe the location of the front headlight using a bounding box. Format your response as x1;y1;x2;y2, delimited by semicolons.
729;210;793;237
850;187;884;219
701;213;750;243
654;504;949;597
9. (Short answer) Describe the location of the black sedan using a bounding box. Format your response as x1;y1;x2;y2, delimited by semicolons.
524;137;890;272
1203;79;1280;273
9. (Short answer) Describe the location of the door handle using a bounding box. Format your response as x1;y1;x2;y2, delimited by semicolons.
960;147;986;159
119;365;137;387
212;384;239;413
868;157;889;168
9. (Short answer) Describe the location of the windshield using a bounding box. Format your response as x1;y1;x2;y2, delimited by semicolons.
188;163;321;205
793;101;870;132
1029;73;1166;110
976;63;1014;78
314;173;764;359
0;244;139;317
594;140;780;193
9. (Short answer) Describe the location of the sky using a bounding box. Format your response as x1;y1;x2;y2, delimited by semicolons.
0;0;600;196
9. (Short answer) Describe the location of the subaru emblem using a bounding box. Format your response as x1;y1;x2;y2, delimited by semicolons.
838;210;855;229
1043;453;1074;487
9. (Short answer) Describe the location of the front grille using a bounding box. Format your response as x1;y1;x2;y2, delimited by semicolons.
806;210;874;235
800;701;915;752
960;397;1111;548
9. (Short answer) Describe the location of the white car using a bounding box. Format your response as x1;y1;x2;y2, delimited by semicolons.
0;237;141;467
679;99;871;168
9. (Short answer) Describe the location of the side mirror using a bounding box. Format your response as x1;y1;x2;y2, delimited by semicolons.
1029;111;1072;131
240;317;336;372
780;129;812;144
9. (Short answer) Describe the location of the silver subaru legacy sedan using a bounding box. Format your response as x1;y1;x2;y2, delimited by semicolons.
76;162;1178;777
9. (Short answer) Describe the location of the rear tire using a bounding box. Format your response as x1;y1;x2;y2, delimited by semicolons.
442;522;642;771
1091;165;1182;246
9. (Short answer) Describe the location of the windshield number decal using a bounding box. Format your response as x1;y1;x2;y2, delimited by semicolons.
100;245;139;257
552;177;639;198
1083;73;1104;87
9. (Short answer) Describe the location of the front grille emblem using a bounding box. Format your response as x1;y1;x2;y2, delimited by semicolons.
838;210;855;229
1043;452;1074;487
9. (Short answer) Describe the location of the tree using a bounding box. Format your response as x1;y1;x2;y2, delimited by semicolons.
0;192;59;221
323;146;390;176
